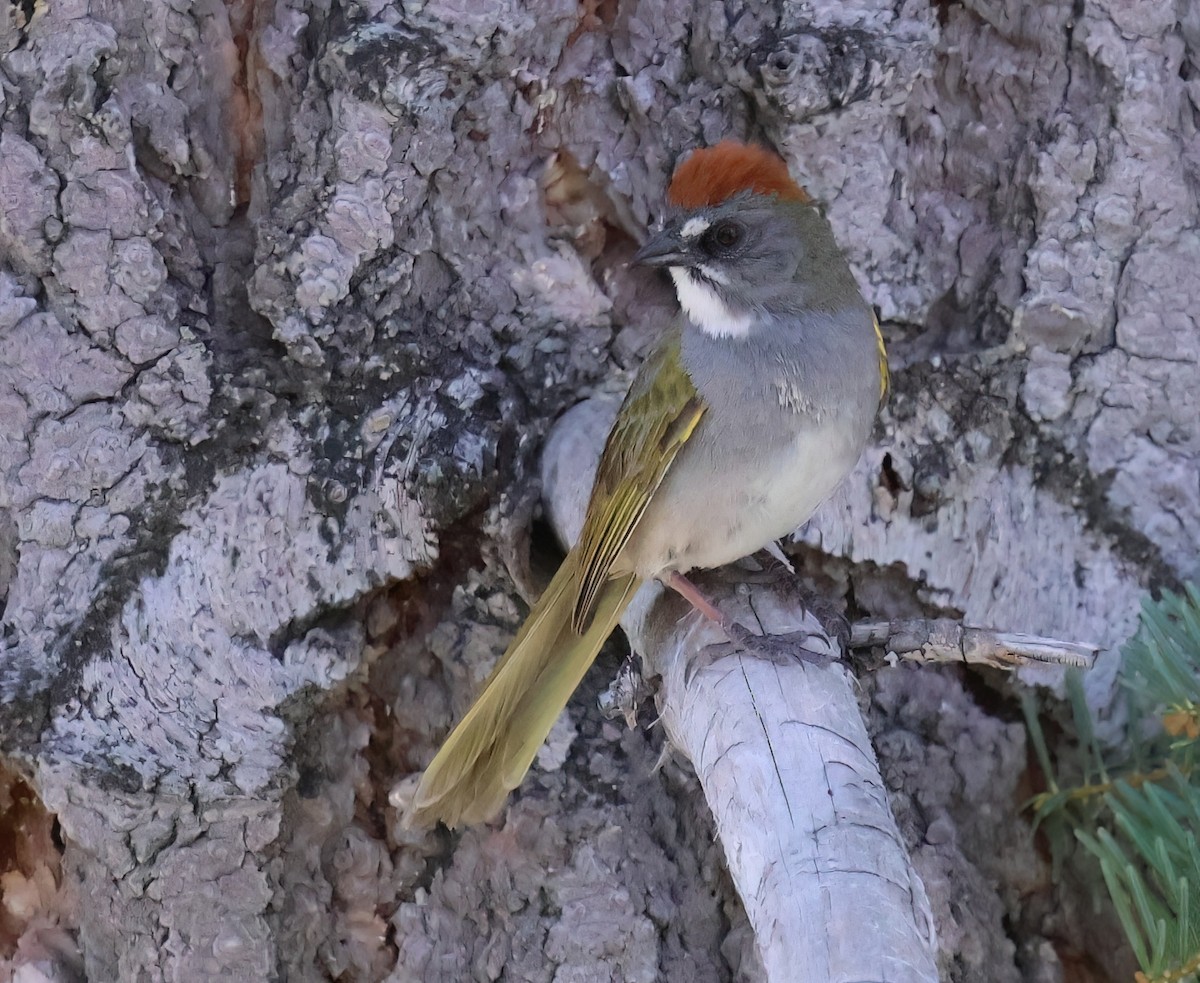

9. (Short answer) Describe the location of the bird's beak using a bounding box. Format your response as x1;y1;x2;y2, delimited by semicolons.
633;229;688;267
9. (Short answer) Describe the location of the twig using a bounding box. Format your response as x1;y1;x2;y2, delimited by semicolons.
849;619;1099;670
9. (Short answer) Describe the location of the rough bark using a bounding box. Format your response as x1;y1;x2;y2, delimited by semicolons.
0;0;1194;979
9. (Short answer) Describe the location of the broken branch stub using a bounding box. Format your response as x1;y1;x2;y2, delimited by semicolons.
848;619;1100;670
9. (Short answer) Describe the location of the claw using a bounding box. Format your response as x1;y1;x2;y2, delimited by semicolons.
686;622;834;683
662;572;836;681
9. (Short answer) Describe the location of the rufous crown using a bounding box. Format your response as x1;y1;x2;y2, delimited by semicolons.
667;140;811;209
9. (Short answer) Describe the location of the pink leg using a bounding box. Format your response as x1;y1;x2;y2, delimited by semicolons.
662;571;730;628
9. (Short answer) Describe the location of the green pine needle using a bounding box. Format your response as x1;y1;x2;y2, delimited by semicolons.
1031;585;1200;981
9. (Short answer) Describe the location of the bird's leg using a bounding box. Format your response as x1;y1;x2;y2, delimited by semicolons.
661;571;729;625
661;571;834;672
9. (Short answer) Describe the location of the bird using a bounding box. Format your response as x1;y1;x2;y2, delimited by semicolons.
404;140;889;828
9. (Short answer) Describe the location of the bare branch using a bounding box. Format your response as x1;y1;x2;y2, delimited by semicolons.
849;619;1100;670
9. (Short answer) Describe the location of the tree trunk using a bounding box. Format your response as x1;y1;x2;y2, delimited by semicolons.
1;0;1193;979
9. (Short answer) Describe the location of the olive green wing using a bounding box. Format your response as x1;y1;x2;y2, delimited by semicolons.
570;331;705;633
873;311;890;406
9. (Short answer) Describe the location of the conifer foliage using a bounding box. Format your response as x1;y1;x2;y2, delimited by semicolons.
1028;585;1200;983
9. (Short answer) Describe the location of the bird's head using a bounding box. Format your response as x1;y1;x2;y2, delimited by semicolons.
635;141;851;340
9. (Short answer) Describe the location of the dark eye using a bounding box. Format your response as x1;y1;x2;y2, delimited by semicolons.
704;220;743;252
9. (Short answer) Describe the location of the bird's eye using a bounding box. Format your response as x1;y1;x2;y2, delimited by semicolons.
705;220;743;252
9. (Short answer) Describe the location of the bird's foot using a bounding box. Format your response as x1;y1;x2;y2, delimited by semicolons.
724;621;834;667
688;622;834;682
807;602;851;651
663;572;836;681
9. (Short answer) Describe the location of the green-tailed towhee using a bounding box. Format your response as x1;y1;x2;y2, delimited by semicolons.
406;140;889;828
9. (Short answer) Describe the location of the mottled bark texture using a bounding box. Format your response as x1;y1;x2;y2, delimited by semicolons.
0;0;1193;979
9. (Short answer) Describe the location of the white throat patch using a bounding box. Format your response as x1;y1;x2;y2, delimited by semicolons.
669;267;753;339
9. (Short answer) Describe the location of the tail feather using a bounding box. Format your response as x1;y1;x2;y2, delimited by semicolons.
405;555;642;828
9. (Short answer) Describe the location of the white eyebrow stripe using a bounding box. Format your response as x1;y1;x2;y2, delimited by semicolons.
669;267;753;339
679;216;710;239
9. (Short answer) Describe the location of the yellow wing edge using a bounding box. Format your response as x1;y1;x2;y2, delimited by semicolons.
873;311;890;405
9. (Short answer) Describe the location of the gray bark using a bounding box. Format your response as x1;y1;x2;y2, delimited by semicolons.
1;0;1193;979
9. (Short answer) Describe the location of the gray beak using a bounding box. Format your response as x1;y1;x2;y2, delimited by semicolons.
633;229;688;267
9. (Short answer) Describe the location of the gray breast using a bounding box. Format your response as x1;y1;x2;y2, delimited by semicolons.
618;308;880;577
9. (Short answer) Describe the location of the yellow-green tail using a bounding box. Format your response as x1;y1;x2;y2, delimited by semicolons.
405;554;642;828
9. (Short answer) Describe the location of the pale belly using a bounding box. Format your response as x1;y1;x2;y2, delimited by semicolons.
616;415;862;578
